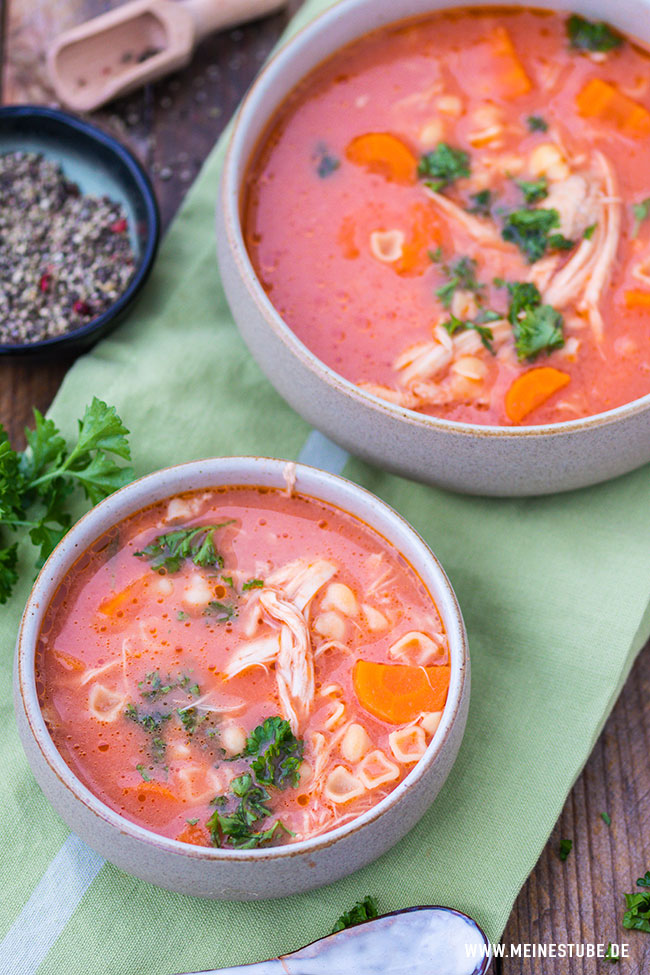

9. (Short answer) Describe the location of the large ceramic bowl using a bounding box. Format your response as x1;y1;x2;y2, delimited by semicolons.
217;0;650;497
14;457;469;900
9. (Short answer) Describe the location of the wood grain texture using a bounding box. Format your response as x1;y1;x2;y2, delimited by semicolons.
2;4;650;973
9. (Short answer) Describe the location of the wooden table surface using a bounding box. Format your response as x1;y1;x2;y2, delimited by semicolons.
1;2;649;972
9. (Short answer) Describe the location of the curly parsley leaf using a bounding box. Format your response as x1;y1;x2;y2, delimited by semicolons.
0;400;134;604
558;838;573;861
243;717;304;789
204;600;237;623
242;578;264;591
418;143;470;192
442;315;496;354
434;256;484;309
502;208;574;263
331;896;379;934
207;773;291;850
505;282;565;361
567;15;623;53
135;521;234;574
467;189;493;216
527;115;548;132
516;177;548;205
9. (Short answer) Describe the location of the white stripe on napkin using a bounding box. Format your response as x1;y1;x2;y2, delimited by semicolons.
0;834;104;975
4;429;348;972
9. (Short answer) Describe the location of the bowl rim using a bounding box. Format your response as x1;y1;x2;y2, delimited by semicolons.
220;0;650;440
16;455;468;862
0;104;160;356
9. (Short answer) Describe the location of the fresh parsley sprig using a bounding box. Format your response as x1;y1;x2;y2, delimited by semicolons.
0;398;134;604
567;14;623;53
242;717;304;789
331;896;379;933
135;521;234;574
418;143;470;192
623;871;650;933
442;314;497;354
207;773;292;850
501;208;574;263
505;281;565;361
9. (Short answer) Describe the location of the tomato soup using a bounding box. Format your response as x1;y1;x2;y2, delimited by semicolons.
244;8;650;425
37;487;450;848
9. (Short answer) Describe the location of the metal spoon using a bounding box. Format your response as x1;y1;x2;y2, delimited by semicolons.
178;906;492;975
48;0;288;113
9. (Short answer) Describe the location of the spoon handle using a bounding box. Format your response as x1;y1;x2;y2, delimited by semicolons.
183;0;289;43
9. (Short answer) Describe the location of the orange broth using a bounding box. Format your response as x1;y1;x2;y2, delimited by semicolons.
244;7;650;425
37;487;450;848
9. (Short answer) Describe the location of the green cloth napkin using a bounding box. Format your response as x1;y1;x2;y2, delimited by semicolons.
2;1;650;971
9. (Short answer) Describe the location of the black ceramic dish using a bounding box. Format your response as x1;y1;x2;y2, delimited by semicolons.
0;105;160;357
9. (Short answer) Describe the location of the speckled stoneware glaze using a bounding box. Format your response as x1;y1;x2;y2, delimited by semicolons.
217;0;650;497
14;457;469;900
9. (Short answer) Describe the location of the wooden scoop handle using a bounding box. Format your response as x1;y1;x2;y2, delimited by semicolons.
183;0;288;42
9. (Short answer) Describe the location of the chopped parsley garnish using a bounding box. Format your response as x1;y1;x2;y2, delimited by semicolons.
204;599;237;623
567;14;623;53
134;521;234;573
442;315;496;354
604;942;619;963
138;671;197;701
418;143;470;192
242;717;304;789
316;154;340;179
516;177;548;205
526;115;548;133
622;871;650;933
558;838;573;861
177;706;207;735
467;189;493;216
221;575;234;587
584;223;597;240
186;818;199;825
434;255;484;308
505;281;565;361
207;773;291;850
601;811;612;826
177;610;189;621
331;896;379;934
135;764;151;781
242;578;264;591
501;208;574;263
124;703;172;736
631;198;650;238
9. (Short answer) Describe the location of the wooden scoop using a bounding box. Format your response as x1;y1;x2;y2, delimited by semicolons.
48;0;288;112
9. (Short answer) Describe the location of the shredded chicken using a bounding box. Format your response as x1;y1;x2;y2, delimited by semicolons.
424;188;504;244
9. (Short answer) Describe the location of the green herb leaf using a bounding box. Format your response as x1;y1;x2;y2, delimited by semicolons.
0;544;19;605
516;177;548;205
331;896;379;934
204;600;237;623
177;610;189;621
502;208;574;263
558;838;573;861
604;942;619;963
584;223;597;240
242;578;264;591
207;773;292;850
467;189;493;216
567;15;623;53
435;256;484;308
638;871;650;888
601;811;612;826
632;198;650;238
135;522;234;574
243;717;304;789
515;305;565;361
442;315;496;354
418;143;470;192
526;115;548;132
317;155;340;179
136;764;151;781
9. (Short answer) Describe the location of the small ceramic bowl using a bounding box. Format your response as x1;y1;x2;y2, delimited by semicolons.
216;0;650;496
0;105;159;357
14;457;469;900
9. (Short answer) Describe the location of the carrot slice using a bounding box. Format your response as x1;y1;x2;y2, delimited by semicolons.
505;367;571;423
395;202;443;276
345;133;417;184
121;779;183;825
576;79;650;137
353;660;450;725
176;822;210;846
98;575;152;622
488;26;532;98
624;289;650;308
